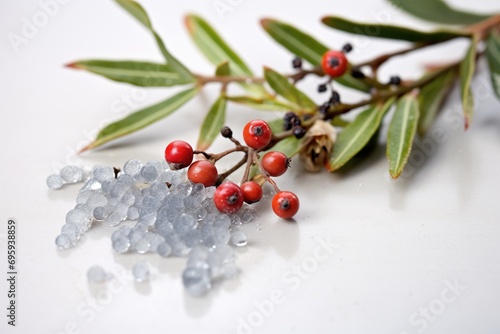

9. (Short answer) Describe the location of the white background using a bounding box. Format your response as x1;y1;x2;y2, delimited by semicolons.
1;0;500;333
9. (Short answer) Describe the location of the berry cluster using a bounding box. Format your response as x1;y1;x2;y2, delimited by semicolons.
164;120;300;219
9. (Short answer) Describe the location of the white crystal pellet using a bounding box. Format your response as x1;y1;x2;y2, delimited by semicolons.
135;238;150;254
60;165;83;183
230;230;248;247
182;267;211;296
123;159;143;177
92;166;114;183
55;234;73;249
156;242;172;257
46;174;63;190
112;236;130;254
132;262;150;282
87;265;110;283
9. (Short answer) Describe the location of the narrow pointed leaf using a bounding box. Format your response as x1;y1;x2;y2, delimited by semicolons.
84;87;198;151
387;94;420;179
321;16;467;42
263;67;316;111
114;0;193;81
327;98;394;171
418;69;456;136
67;60;194;87
226;95;297;111
459;35;478;130
197;96;227;151
185;14;267;97
260;18;370;92
386;0;491;25
486;30;500;99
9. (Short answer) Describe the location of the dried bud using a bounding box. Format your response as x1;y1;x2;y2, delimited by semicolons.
220;126;233;138
299;120;336;172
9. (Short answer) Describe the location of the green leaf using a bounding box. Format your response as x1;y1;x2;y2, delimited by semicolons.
321;16;467;42
66;60;194;87
83;87;198;151
267;118;285;134
261;18;328;66
215;61;231;77
459;35;478;130
386;0;491;25
327;98;394;172
260;18;370;92
418;69;456;136
226;95;297;111
486;30;500;99
185;14;267;97
386;94;420;179
197;96;227;151
270;136;302;158
263;67;316;111
114;0;193;81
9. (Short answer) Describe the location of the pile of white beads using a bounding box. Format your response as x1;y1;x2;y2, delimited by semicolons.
49;159;256;296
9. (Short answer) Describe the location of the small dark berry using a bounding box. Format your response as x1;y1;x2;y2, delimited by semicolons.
317;84;327;93
329;91;341;104
283;119;292;131
292;57;302;69
220;126;233;138
292;117;301;126
319;102;332;114
342;43;353;53
284;112;296;122
389;75;401;85
351;67;365;79
293;126;306;139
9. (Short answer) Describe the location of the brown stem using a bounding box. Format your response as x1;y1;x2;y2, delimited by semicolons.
465;14;500;38
324;60;460;118
240;148;255;184
217;154;248;184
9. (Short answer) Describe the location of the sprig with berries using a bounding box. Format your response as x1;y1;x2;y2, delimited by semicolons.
67;0;500;215
165;120;299;219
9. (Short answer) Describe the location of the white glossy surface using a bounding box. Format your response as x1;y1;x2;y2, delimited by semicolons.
1;0;500;333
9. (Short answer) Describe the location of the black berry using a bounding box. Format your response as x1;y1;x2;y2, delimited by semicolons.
292;57;302;69
389;75;401;86
342;43;353;53
293;126;306;139
318;84;327;93
220;126;233;138
351;68;365;79
329;91;341;104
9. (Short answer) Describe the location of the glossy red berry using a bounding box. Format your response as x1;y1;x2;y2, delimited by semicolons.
164;140;193;170
214;182;244;214
241;181;263;204
262;151;290;177
187;160;218;187
242;119;272;149
272;191;299;219
321;50;348;78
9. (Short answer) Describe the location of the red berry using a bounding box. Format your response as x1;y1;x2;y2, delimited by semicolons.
187;160;218;187
214;182;244;214
262;151;290;177
164;140;193;170
243;119;272;149
241;181;263;204
272;191;299;219
321;50;348;78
